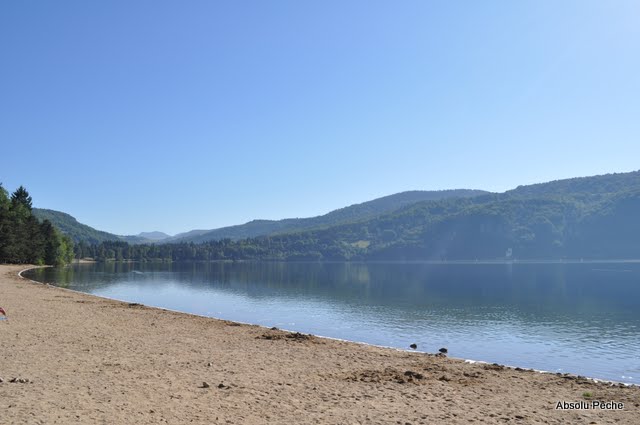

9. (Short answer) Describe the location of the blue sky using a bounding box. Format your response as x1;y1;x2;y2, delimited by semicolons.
1;1;639;235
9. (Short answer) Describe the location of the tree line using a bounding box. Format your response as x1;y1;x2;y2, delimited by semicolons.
4;170;640;265
0;184;74;265
78;188;640;263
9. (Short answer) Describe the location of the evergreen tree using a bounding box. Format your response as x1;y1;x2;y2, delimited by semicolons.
0;184;74;265
42;219;61;265
0;183;11;262
27;214;45;264
11;186;33;210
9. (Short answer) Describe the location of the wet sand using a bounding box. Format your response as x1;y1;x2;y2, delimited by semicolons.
1;264;638;424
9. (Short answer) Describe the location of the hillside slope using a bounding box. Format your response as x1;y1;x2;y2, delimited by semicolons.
175;189;488;243
282;171;640;261
32;209;150;244
75;170;640;261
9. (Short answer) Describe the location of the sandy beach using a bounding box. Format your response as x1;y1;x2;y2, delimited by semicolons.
1;264;638;424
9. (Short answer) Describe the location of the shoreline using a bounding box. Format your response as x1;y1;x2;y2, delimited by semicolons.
19;265;638;388
2;264;639;424
63;258;640;265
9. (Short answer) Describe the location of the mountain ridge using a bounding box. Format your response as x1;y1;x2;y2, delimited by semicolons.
137;231;171;241
34;170;640;262
32;209;156;245
80;169;640;262
36;189;488;245
170;189;489;243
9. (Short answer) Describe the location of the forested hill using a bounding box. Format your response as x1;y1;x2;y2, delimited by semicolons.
80;170;640;262
276;170;640;261
137;231;171;241
506;171;640;200
0;186;74;265
31;170;640;262
32;209;151;244
32;189;487;246
172;189;488;243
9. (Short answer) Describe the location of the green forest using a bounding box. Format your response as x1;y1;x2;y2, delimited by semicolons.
179;189;488;243
3;171;640;265
0;184;74;265
75;171;640;262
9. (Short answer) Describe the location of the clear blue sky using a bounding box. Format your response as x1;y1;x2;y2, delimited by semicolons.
1;1;638;235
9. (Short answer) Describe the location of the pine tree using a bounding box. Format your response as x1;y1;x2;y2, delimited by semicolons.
0;183;11;262
41;219;61;265
0;185;74;265
11;186;33;210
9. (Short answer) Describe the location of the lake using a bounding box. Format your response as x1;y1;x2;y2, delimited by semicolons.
24;261;640;385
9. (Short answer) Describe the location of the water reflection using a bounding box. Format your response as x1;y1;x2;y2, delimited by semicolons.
25;261;640;384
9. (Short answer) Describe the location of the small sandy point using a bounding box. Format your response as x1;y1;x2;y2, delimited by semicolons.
1;264;638;424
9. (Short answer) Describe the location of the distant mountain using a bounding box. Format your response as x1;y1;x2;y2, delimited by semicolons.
255;170;640;261
33;209;121;244
137;231;171;241
34;189;487;246
172;189;488;243
89;170;640;262
33;209;152;244
170;229;211;240
507;171;640;200
43;170;640;262
358;173;640;260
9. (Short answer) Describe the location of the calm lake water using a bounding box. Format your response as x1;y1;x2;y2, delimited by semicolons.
25;261;640;385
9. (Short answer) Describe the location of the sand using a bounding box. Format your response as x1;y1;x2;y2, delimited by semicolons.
0;264;638;424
